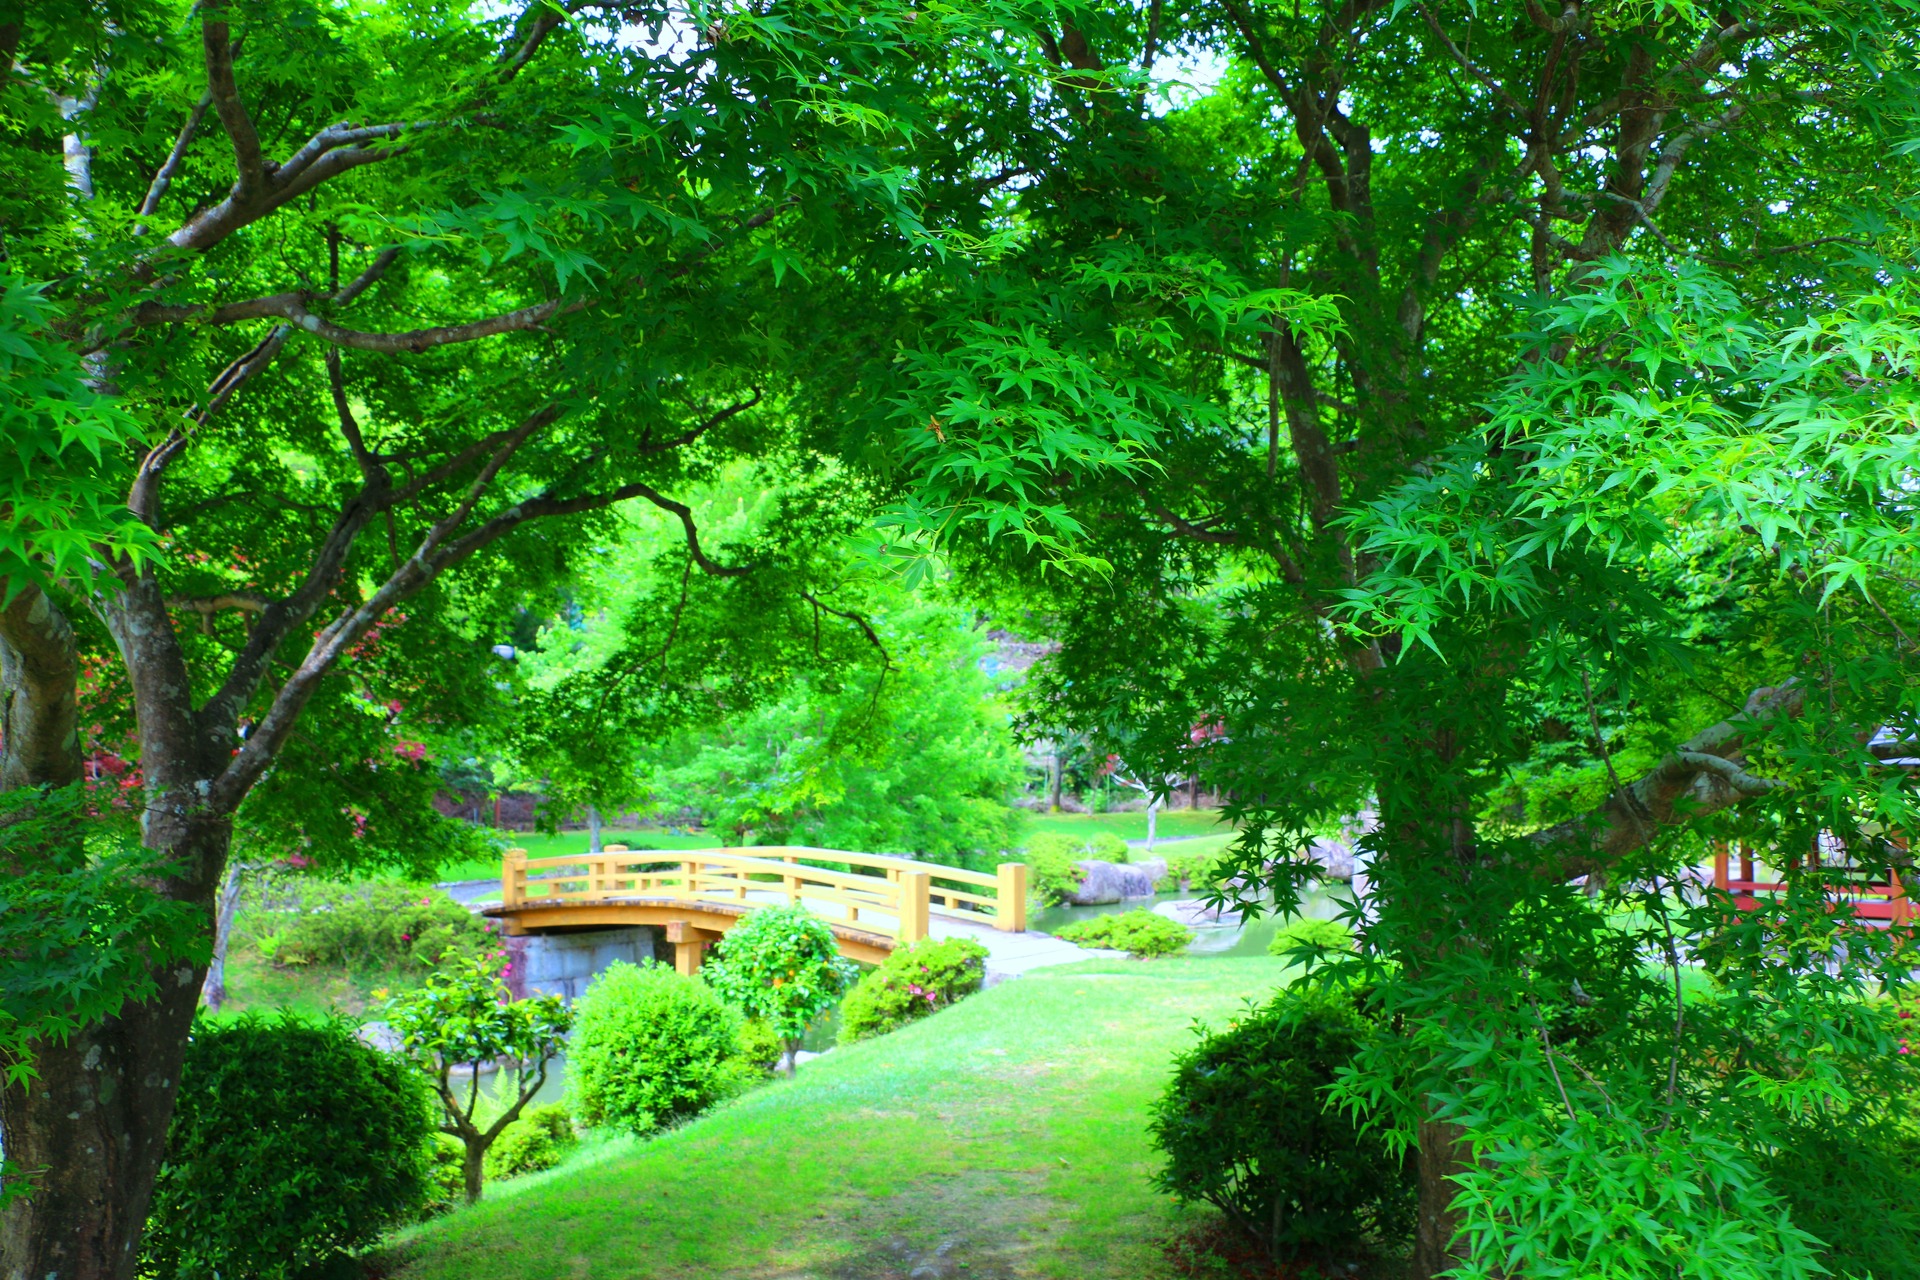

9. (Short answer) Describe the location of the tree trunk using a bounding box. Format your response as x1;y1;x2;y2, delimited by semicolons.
1144;794;1160;853
461;1141;485;1204
0;586;83;792
587;805;603;853
0;807;227;1280
1048;750;1062;811
1;573;236;1280
0;975;209;1280
200;860;247;1011
1413;1117;1472;1278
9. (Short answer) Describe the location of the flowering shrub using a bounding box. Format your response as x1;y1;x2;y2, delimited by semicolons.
838;936;990;1045
1055;908;1192;958
703;906;857;1072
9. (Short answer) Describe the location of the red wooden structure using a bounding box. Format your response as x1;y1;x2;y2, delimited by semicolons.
1710;836;1914;926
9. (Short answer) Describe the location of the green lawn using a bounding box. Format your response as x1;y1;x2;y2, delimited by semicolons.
388;954;1288;1280
1020;809;1233;844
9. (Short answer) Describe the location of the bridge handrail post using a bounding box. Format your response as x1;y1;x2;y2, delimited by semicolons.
898;870;930;944
995;863;1027;932
503;848;527;907
784;854;798;905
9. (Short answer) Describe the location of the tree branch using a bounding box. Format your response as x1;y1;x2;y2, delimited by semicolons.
134;293;570;353
1537;682;1805;878
129;325;293;526
138;88;214;223
201;6;266;200
638;390;762;455
331;247;401;307
624;482;754;577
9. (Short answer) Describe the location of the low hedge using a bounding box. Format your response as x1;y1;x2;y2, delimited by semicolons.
839;936;990;1044
1055;908;1193;958
260;881;494;973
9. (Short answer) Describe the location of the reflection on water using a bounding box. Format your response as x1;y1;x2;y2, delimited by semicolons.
478;1058;569;1109
1029;883;1357;958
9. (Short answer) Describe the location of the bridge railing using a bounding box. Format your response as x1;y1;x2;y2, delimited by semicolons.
1710;840;1914;925
500;844;1028;945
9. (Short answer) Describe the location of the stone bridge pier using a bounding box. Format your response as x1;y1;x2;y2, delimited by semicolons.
504;925;664;1001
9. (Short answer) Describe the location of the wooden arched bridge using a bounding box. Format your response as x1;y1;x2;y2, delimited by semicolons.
484;846;1031;975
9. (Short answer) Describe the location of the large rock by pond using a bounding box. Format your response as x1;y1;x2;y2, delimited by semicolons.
1311;838;1358;881
1061;858;1165;905
1154;898;1238;927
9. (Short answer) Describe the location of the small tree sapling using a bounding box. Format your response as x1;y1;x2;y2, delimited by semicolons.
384;952;570;1203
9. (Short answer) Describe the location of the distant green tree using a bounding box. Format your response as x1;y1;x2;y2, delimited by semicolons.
648;595;1025;859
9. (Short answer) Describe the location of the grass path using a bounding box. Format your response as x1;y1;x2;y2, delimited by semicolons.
390;955;1288;1280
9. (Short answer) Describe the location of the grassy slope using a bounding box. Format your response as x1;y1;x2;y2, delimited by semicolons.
392;955;1287;1280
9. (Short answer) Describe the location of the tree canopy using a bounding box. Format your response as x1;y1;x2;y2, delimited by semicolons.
6;1;1920;1277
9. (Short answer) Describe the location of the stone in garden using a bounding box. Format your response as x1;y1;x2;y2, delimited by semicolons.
1061;859;1160;904
1311;837;1358;881
1154;899;1235;927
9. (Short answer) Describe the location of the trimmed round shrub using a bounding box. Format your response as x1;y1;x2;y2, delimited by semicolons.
143;1014;434;1280
484;1102;576;1181
1055;908;1193;958
569;960;747;1135
838;936;990;1045
1268;916;1356;959
1023;831;1131;903
1149;989;1415;1262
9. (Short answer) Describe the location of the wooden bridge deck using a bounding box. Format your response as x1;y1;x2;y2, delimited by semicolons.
482;845;1087;979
